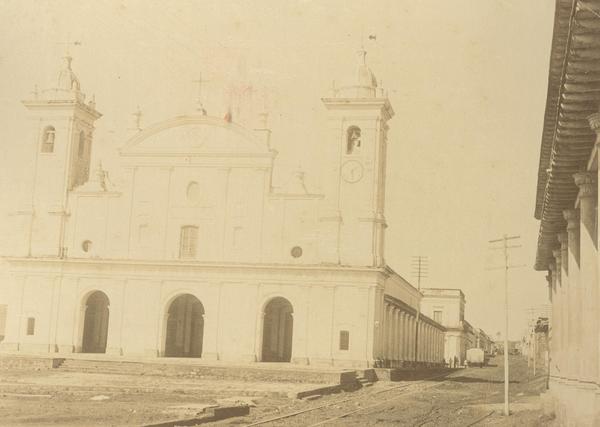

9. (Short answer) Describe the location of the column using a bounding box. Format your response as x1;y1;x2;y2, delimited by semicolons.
588;115;600;423
392;308;398;366
558;231;570;379
427;326;432;362
410;316;415;362
407;315;412;361
563;209;580;382
423;325;427;363
552;249;563;378
384;304;391;362
415;321;423;362
574;172;598;385
419;322;424;362
398;312;405;363
402;313;408;361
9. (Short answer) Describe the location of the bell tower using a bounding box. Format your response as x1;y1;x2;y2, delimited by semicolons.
320;48;394;267
22;55;102;257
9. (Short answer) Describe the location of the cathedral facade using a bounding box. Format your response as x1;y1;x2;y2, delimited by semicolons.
0;52;445;368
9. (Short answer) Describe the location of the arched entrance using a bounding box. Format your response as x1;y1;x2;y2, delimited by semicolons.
81;291;110;353
261;297;293;362
164;294;204;357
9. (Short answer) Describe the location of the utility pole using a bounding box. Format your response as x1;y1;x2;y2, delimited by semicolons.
489;234;521;417
411;256;428;364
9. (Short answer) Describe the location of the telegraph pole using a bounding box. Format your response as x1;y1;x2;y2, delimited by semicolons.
411;256;428;364
489;234;521;417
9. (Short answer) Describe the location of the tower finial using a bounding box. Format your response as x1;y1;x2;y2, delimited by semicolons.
357;48;367;65
132;106;142;131
56;39;82;59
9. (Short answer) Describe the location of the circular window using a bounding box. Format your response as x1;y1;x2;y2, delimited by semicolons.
82;240;92;253
186;181;200;203
291;246;303;258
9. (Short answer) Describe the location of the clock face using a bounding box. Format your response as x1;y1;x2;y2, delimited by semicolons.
341;160;364;183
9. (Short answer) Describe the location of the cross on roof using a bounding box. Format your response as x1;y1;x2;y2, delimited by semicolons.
55;39;82;57
192;72;210;114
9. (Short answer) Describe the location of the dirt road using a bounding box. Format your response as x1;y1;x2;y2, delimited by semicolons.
238;355;550;426
0;356;550;426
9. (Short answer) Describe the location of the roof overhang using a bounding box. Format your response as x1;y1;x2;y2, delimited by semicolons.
534;0;600;270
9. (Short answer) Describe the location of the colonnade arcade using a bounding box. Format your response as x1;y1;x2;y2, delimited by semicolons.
382;299;444;367
546;168;599;391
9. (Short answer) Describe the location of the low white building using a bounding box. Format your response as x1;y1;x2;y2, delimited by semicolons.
421;288;481;365
0;50;445;368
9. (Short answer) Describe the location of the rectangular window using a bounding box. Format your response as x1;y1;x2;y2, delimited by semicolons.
179;225;198;259
26;317;35;336
339;330;350;350
433;311;443;323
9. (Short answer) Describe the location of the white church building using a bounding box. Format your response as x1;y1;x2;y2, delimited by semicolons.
0;51;445;368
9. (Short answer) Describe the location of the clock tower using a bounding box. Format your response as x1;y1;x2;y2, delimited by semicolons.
319;49;394;267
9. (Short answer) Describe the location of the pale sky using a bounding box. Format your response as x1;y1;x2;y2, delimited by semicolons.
0;0;556;340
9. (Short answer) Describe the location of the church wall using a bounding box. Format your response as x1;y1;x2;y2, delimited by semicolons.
217;281;260;361
69;195;112;258
2;274;56;353
262;198;285;261
118;278;162;356
129;167;172;260
261;196;320;264
66;164;276;264
221;168;266;263
0;261;383;367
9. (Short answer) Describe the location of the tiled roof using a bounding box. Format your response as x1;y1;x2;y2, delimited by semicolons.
535;0;600;270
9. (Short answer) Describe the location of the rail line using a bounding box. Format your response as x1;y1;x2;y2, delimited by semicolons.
246;372;449;426
247;371;503;427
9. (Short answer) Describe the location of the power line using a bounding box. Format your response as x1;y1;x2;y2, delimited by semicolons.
411;255;428;363
488;234;522;417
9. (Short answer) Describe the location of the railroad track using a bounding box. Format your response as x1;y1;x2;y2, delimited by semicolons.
246;373;449;427
246;372;499;427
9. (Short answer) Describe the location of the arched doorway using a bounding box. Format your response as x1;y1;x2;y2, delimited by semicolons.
164;294;204;357
261;297;293;362
81;291;110;353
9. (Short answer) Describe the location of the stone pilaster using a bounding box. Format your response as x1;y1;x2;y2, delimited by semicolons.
564;209;580;381
548;261;558;377
552;248;564;378
588;112;600;425
574;172;598;385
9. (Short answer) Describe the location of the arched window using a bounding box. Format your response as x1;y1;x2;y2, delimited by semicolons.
179;225;199;259
41;126;56;153
186;181;200;204
82;240;92;253
346;126;361;154
78;130;85;159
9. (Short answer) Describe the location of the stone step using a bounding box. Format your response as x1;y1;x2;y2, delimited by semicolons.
57;358;355;385
0;355;64;370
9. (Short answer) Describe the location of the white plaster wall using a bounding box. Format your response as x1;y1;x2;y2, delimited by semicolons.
1;263;381;366
421;295;462;328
